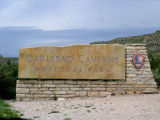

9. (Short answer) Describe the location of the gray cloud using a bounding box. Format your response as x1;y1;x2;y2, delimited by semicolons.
0;26;159;57
0;0;160;56
1;0;160;30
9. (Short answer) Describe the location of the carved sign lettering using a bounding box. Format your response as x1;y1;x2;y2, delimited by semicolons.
18;44;125;79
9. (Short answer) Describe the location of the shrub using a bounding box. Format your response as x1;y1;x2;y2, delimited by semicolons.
153;69;160;88
53;94;58;101
0;99;20;118
148;52;160;87
0;60;18;99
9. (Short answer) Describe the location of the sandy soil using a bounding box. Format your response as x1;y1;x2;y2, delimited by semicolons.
8;94;160;120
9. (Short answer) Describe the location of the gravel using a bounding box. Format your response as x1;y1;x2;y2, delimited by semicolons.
8;94;160;120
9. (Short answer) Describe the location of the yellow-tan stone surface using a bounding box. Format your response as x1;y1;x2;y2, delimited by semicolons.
18;44;125;79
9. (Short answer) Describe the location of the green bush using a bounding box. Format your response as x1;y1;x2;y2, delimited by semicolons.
148;52;160;87
0;99;20;118
53;94;58;101
153;69;160;87
0;60;18;99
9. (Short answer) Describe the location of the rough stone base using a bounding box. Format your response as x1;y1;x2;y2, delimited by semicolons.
16;80;157;101
16;44;158;101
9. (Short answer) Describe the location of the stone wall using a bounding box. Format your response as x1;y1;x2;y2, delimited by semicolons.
16;44;158;101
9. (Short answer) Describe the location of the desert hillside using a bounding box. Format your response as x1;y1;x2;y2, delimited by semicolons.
91;30;160;86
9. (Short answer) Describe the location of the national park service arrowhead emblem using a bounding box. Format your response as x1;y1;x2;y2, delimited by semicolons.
132;54;145;69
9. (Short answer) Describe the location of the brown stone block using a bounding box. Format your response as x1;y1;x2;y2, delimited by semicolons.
135;84;145;88
16;84;25;88
42;84;56;88
55;91;66;95
151;82;157;85
91;81;107;85
106;88;116;91
61;94;75;98
61;88;70;91
138;50;147;53
116;88;126;91
120;85;132;88
131;78;141;81
125;91;135;95
75;85;86;87
99;92;111;97
65;80;77;84
92;88;106;91
16;88;29;94
42;91;53;94
117;82;126;85
142;88;158;94
49;88;61;91
108;85;119;88
86;85;99;88
30;90;42;94
34;94;49;98
145;68;152;72
118;82;132;85
146;71;153;75
33;84;41;88
16;94;25;98
99;85;107;87
83;88;91;91
107;82;118;85
67;91;76;94
76;91;87;96
39;88;49;90
142;84;154;88
144;64;151;68
136;88;145;91
29;88;39;90
133;71;143;75
126;58;132;61
134;91;142;94
77;81;91;85
125;46;135;49
113;91;125;95
150;84;158;88
54;80;65;84
56;85;74;88
126;74;136;77
43;81;53;84
17;98;32;101
25;80;38;84
135;81;144;85
17;80;25;84
26;94;34;98
70;88;83;91
88;91;98;97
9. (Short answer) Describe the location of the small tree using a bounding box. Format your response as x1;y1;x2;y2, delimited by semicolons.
0;60;18;99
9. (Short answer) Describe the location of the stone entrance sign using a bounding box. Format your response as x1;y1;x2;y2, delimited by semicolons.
16;44;158;101
18;44;125;79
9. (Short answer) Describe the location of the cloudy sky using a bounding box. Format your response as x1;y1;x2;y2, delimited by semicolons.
0;0;160;57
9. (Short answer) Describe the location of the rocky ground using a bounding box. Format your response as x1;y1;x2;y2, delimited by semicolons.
8;94;160;120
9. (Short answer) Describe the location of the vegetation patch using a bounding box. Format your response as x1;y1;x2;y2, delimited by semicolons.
85;105;93;108
0;99;20;119
91;30;160;87
33;116;40;118
48;110;60;114
53;94;58;101
0;59;18;99
87;110;91;113
64;118;71;120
